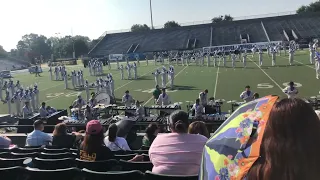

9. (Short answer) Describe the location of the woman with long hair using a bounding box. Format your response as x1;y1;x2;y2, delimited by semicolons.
104;123;131;151
247;98;320;180
142;123;159;147
188;121;210;138
149;110;208;175
79;120;113;161
52;123;82;148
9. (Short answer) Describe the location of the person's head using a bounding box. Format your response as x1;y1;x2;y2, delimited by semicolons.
247;98;320;180
289;81;294;87
188;121;210;138
46;106;51;111
162;88;166;94
245;85;250;91
81;120;104;153
253;93;259;100
34;120;44;131
77;95;82;100
169;110;189;133
41;102;46;108
195;98;200;105
155;85;159;90
91;92;95;98
135;100;140;107
125;90;129;95
145;123;159;138
25;101;29;107
86;105;90;111
108;123;118;142
204;89;208;94
53;123;67;136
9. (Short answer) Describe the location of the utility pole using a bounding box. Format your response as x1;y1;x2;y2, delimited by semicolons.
149;0;154;29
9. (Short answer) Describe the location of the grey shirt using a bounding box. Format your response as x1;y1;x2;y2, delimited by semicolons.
0;136;11;148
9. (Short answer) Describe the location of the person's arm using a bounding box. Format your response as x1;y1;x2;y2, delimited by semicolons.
120;138;131;151
0;136;11;148
240;92;245;99
156;96;161;105
44;133;53;144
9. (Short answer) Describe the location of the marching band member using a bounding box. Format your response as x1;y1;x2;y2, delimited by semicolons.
119;65;124;80
34;84;39;110
282;81;298;99
5;91;12;115
213;51;218;67
29;87;36;112
251;46;257;57
0;79;3;101
89;93;97;108
80;70;85;87
152;69;160;86
8;80;14;97
95;79;100;93
222;53;227;67
191;98;204;118
199;89;208;106
105;80;112;96
157;88;171;106
145;57;149;66
116;57;120;69
22;101;33;118
126;63;132;80
71;71;76;89
154;54;157;66
64;70;68;89
161;66;167;88
168;66;175;90
271;47;276;66
289;48;294;66
88;61;92;76
77;71;81;87
315;52;320;79
231;52;236;68
122;90;134;107
135;55;140;66
108;74;115;97
15;80;21;90
135;100;145;118
49;65;53;81
54;67;59;81
108;59;111;70
12;92;21;116
133;62;138;79
18;89;24;111
207;53;211;67
240;85;254;102
242;50;247;68
259;48;263;66
73;95;86;109
46;106;57;114
310;44;315;64
59;66;64;80
39;102;49;118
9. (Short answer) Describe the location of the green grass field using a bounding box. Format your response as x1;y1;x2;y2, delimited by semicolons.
1;49;319;114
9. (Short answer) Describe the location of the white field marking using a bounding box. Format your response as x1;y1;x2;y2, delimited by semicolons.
143;66;188;106
278;55;315;70
45;68;157;103
213;66;220;98
248;57;283;91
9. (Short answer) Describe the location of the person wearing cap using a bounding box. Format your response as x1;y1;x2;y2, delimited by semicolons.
122;90;134;107
282;81;298;99
199;89;209;106
79;120;114;161
157;88;171;106
240;85;254;102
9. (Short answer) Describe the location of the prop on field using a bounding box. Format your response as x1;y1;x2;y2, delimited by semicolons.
199;95;279;180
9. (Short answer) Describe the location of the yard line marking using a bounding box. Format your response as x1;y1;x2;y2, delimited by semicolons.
249;57;283;91
143;66;188;106
213;66;220;98
294;60;315;69
45;67;158;103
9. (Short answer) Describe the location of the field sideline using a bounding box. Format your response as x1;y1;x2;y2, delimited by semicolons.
0;50;320;114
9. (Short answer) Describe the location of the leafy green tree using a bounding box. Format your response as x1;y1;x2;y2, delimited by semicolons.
164;21;181;29
211;15;234;23
131;24;150;32
0;45;7;58
297;1;320;13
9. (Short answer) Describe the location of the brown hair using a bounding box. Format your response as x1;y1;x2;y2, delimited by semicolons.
80;130;104;154
108;123;118;142
188;121;210;138
53;123;67;136
145;123;158;140
247;98;320;180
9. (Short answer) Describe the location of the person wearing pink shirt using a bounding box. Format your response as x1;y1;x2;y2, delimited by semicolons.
149;110;208;175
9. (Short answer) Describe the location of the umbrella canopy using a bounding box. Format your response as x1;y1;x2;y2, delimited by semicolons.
199;95;279;180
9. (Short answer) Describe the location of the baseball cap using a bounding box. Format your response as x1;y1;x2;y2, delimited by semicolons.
86;120;103;135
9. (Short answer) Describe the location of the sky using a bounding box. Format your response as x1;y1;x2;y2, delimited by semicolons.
0;0;315;51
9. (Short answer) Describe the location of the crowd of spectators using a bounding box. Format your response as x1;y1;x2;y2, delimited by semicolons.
1;98;320;179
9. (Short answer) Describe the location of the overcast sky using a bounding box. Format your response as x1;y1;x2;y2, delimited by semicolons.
0;0;315;51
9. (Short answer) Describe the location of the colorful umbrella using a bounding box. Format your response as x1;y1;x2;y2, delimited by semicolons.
199;95;279;180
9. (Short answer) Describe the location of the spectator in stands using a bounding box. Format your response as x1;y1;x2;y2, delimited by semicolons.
246;98;320;180
142;123;159;147
104;123;131;151
188;121;210;138
79;120;114;161
39;102;49;118
153;85;161;103
149;110;208;175
0;136;11;148
26;120;52;146
52;123;82;148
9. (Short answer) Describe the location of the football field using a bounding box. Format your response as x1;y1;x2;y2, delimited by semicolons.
1;50;320;114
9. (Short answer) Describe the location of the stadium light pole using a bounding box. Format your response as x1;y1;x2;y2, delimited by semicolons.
149;0;154;29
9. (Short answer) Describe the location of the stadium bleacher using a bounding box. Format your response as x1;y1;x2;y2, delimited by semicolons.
88;13;320;57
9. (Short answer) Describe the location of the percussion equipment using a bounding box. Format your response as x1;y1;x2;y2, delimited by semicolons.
149;104;181;110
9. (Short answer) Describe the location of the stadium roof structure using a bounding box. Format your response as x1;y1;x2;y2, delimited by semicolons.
89;12;320;57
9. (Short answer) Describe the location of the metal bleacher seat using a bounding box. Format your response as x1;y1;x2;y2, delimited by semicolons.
114;154;137;161
43;147;69;153
0;157;27;168
0;166;25;180
11;152;38;158
25;167;80;180
75;158;119;172
119;160;153;172
39;152;75;159
82;169;144;180
32;157;75;170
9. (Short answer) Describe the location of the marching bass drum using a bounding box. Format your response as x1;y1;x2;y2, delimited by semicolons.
94;92;111;106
